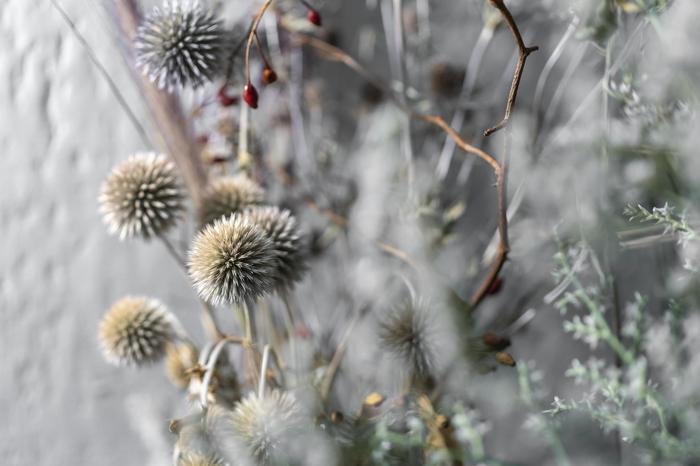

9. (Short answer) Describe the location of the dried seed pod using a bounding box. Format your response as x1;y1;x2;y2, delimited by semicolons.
135;0;225;91
482;332;511;351
99;152;184;240
262;67;278;85
217;85;238;107
99;297;175;366
430;62;465;98
188;213;278;304
200;175;265;227
495;351;516;367
243;82;259;109
364;392;385;408
307;9;322;26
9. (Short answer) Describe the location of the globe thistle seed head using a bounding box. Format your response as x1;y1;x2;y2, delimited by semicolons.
99;296;175;366
99;152;184;240
379;299;437;378
166;342;200;389
188;214;278;304
230;390;304;463
135;0;225;91
200;176;265;227
244;206;308;291
178;452;224;466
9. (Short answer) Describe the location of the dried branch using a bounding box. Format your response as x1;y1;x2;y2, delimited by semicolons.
483;0;539;137
112;0;208;209
244;0;274;82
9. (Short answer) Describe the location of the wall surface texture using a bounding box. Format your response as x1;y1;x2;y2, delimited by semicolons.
1;1;197;465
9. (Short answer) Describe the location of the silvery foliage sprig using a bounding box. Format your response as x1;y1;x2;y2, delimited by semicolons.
544;241;700;464
367;402;506;466
625;203;699;270
518;362;572;466
607;78;692;128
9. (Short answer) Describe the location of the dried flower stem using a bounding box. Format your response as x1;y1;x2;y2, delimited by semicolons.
112;0;208;209
483;0;539;137
280;291;298;365
258;344;271;397
51;0;152;148
245;0;274;83
157;235;224;339
200;335;245;407
319;306;365;400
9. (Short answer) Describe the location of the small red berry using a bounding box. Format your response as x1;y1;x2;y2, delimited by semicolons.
487;276;503;295
217;86;238;107
242;82;259;109
262;66;278;85
307;9;321;26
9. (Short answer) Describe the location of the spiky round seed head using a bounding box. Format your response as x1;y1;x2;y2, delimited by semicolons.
244;206;307;291
99;297;175;366
379;299;436;377
200;175;265;227
231;390;303;463
99;152;184;240
166;343;199;389
178;453;224;466
189;214;278;304
135;0;225;91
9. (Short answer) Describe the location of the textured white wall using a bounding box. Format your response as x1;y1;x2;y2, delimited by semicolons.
0;1;199;464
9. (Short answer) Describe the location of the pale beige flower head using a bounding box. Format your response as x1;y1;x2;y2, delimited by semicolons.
99;296;175;366
230;390;303;464
177;452;224;466
99;152;184;240
243;206;307;291
200;175;265;227
188;213;278;304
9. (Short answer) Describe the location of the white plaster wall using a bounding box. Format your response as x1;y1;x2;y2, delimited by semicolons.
0;1;199;464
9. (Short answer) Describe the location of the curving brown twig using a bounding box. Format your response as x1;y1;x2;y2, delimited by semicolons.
483;0;539;137
244;0;274;82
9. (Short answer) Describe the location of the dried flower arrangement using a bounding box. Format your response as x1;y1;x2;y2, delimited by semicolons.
47;0;700;464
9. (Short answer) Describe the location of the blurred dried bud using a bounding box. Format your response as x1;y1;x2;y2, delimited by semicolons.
483;332;511;351
495;351;516;367
430;62;465;98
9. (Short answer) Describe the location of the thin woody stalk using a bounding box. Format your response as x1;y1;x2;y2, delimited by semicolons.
111;0;208;210
483;0;539;137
